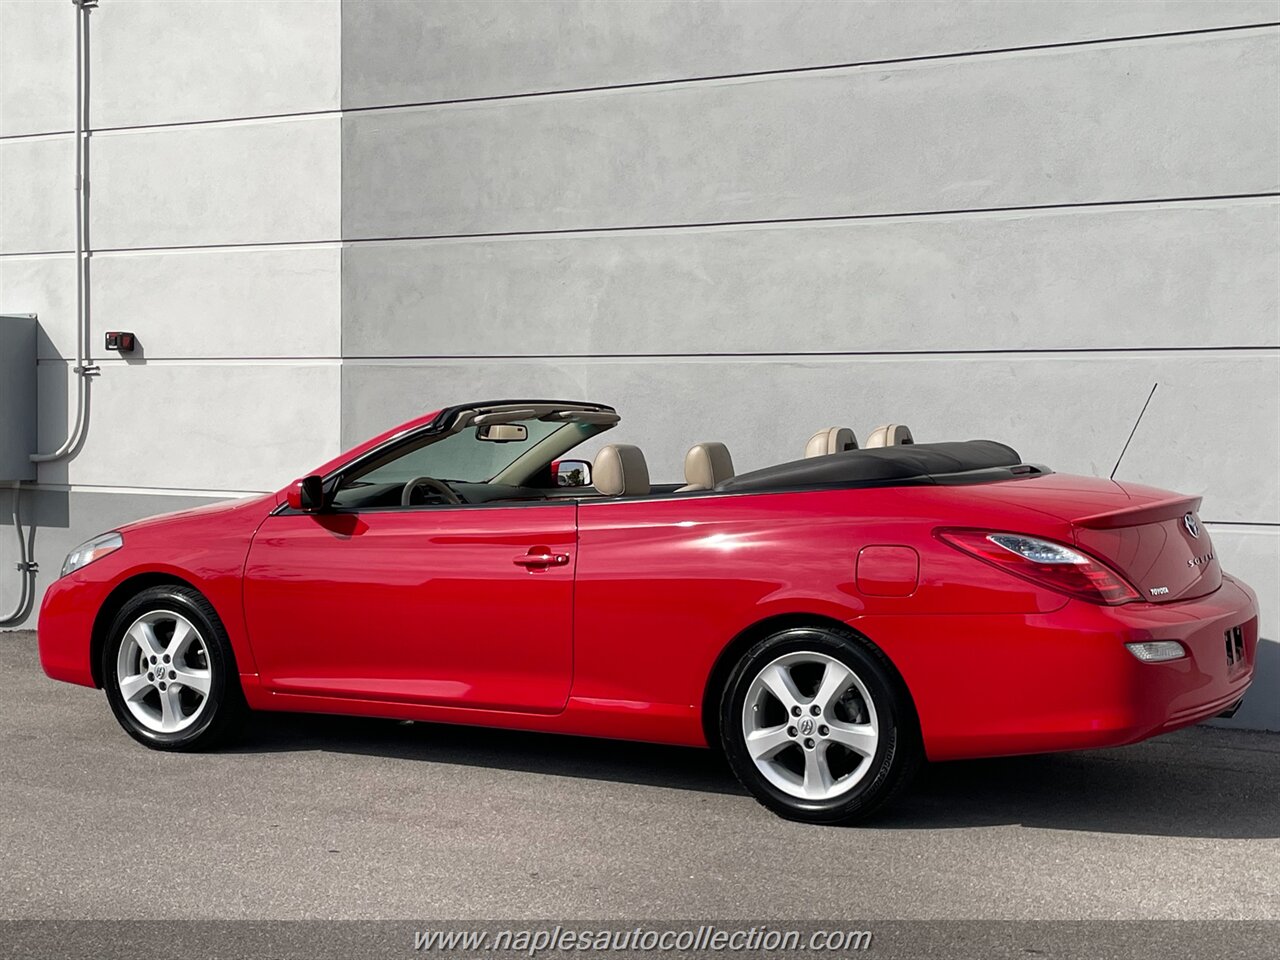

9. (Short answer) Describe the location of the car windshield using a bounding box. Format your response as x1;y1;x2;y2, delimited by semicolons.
350;419;576;486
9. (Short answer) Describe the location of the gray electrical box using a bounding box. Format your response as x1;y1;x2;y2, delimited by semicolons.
0;314;38;481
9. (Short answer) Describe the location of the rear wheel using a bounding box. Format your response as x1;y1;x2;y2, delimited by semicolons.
102;585;247;751
719;626;920;824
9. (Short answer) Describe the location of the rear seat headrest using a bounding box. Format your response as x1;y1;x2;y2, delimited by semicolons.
865;424;914;447
592;443;650;496
677;442;734;492
804;427;858;458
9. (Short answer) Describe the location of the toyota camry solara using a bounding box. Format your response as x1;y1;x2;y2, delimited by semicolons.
38;399;1258;824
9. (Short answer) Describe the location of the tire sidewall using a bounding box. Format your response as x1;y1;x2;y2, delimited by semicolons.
102;586;234;750
720;627;908;823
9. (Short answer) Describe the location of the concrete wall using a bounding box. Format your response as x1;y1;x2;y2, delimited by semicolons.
0;0;343;627
2;0;1277;728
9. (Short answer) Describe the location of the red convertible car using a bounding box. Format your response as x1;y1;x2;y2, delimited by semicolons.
39;399;1258;824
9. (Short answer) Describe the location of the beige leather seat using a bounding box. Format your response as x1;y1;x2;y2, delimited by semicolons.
804;426;858;459
592;443;650;496
676;442;734;492
865;424;914;447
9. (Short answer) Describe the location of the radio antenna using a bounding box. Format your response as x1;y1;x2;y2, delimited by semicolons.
1110;382;1158;480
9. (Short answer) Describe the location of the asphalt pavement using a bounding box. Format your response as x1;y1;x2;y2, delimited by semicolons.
1;630;1277;956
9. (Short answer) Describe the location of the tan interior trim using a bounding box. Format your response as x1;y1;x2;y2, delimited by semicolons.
676;441;735;492
866;424;914;447
593;443;650;496
804;426;858;458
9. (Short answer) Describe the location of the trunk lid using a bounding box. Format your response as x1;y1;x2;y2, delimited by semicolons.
963;475;1221;603
1071;490;1220;604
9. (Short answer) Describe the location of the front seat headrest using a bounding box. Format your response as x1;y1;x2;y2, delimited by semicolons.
804;427;858;458
865;424;914;447
677;442;734;492
592;443;650;496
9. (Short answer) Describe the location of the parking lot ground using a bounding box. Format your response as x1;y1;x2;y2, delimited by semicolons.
2;630;1278;955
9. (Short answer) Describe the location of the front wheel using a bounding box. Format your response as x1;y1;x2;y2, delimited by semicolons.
102;585;247;751
719;626;921;824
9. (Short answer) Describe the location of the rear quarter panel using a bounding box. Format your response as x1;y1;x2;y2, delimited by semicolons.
573;483;1073;726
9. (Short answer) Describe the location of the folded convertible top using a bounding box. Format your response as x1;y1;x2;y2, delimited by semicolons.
716;440;1024;492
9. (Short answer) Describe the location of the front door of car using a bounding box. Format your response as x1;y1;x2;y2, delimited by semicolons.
242;502;576;713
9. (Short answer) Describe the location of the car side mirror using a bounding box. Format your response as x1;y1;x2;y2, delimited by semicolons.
287;475;327;512
552;459;591;488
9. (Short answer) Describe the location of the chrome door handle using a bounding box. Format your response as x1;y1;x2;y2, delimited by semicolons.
513;552;570;568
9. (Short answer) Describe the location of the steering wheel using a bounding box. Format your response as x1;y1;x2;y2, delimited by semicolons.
401;476;463;506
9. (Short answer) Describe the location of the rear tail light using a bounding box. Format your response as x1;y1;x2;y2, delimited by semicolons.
937;529;1140;605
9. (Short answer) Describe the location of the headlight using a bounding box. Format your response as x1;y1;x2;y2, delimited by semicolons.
61;532;123;577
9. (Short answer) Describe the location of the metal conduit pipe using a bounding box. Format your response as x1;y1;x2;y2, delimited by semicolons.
8;2;98;626
0;484;37;626
32;0;100;464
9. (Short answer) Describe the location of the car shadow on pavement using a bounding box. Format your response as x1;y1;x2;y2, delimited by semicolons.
881;728;1280;839
231;714;1279;839
230;711;745;795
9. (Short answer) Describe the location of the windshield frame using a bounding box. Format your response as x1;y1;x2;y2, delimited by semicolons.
338;419;585;489
315;401;618;506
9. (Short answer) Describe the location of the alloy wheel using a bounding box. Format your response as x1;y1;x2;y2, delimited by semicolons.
740;650;880;801
114;610;213;734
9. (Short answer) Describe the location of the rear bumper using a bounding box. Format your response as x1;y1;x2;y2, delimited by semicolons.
865;575;1259;762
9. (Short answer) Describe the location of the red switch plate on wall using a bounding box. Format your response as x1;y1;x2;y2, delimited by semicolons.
104;331;136;352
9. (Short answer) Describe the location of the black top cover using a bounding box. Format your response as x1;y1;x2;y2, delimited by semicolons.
716;440;1023;492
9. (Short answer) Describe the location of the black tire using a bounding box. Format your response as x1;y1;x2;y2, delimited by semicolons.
102;585;247;751
718;625;921;824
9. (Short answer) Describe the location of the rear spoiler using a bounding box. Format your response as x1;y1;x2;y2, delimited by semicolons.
1074;495;1202;529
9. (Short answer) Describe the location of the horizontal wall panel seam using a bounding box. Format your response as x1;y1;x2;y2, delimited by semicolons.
339;349;1280;363
22;483;266;498
0;131;73;145
35;358;343;366
2;20;1275;140
344;22;1280;118
0;245;345;261
2;193;1273;258
32;350;1280;364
